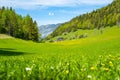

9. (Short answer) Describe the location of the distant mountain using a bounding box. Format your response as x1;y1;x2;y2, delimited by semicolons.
49;0;120;38
39;23;61;38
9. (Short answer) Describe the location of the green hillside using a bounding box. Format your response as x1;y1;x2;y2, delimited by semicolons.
46;26;120;42
0;26;120;79
48;0;120;38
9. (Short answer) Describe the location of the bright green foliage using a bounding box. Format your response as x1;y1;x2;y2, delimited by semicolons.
49;0;120;38
0;7;39;41
0;55;119;80
46;26;120;42
0;26;120;79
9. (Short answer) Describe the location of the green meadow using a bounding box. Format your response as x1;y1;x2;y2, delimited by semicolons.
0;26;120;80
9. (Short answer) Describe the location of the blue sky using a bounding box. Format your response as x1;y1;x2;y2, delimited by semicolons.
0;0;113;26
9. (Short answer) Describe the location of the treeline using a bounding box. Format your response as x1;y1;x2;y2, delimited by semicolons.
49;0;120;38
0;7;39;41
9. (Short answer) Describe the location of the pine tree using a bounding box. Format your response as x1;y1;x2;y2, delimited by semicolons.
0;7;40;41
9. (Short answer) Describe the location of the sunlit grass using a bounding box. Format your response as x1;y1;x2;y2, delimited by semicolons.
0;34;13;39
0;26;120;79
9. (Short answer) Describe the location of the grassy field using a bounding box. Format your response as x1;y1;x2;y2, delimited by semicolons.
0;26;120;80
48;26;120;42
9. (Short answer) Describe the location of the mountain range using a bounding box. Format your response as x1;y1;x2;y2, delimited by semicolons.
39;23;61;38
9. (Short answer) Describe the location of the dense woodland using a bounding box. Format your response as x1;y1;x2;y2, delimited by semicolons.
0;7;39;41
49;0;120;38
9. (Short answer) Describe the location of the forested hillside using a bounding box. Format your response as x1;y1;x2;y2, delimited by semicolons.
49;0;120;38
0;7;39;41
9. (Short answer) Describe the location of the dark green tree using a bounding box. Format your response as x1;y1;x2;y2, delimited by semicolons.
0;7;40;41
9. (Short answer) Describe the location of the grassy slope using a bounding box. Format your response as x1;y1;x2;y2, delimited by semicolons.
0;26;120;57
48;26;120;41
0;34;13;39
0;26;120;79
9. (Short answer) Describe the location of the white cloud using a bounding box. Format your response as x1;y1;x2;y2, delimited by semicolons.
77;0;113;5
37;0;77;6
38;19;68;25
0;0;113;9
0;0;40;9
48;12;54;16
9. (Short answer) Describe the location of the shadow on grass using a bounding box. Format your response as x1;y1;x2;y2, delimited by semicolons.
0;48;26;56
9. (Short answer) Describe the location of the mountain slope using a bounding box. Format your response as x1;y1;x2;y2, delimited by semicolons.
49;0;120;38
39;23;61;38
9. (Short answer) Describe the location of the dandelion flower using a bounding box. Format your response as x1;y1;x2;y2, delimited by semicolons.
87;75;92;79
109;61;113;66
109;61;112;64
66;70;69;74
90;66;95;70
109;54;112;57
25;67;31;71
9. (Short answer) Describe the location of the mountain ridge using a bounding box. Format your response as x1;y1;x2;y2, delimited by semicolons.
48;0;120;39
39;23;61;38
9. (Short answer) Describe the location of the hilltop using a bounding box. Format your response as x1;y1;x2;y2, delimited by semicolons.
48;0;120;39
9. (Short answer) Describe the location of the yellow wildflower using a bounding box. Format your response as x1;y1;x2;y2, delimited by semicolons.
109;61;112;64
90;66;95;70
109;54;112;57
66;70;69;74
109;61;113;67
